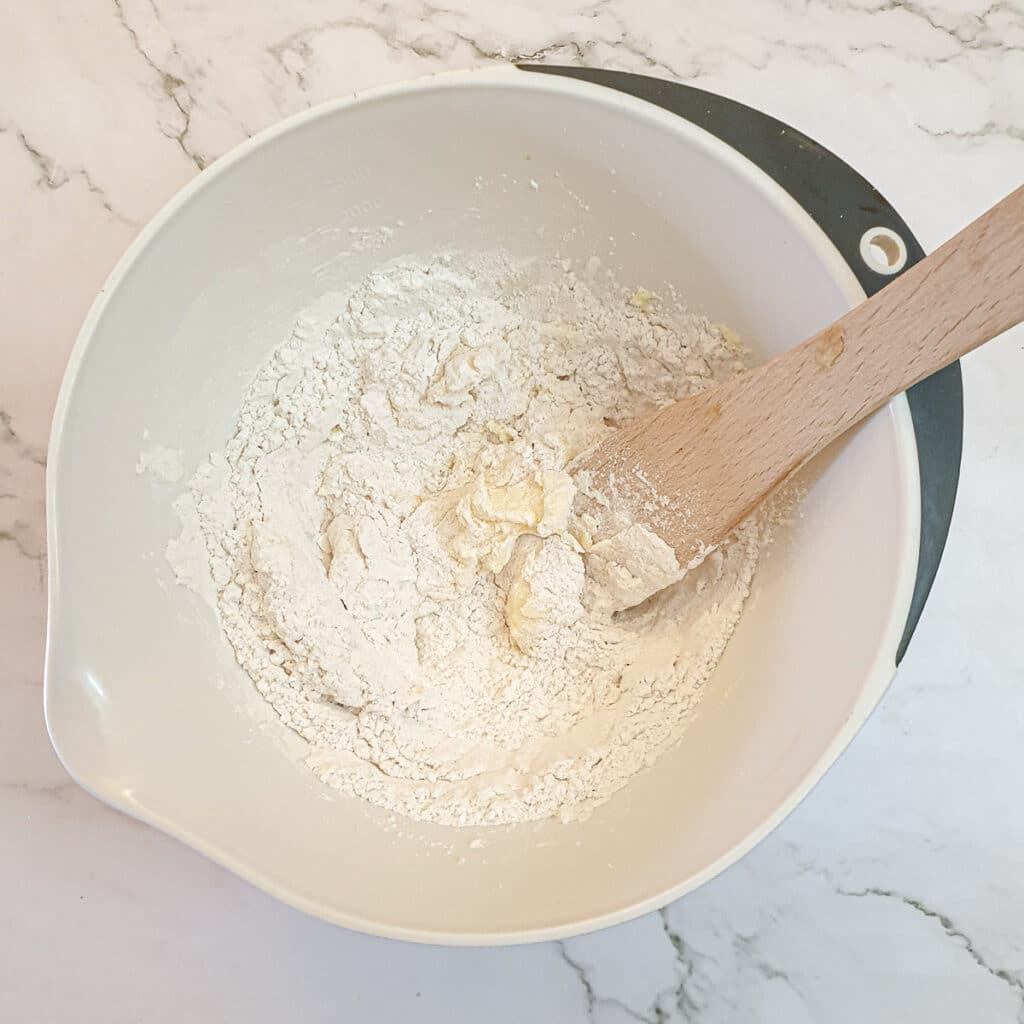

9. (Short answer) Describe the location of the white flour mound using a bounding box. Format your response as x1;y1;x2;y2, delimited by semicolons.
177;252;762;826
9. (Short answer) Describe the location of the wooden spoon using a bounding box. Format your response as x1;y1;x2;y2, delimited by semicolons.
582;185;1024;566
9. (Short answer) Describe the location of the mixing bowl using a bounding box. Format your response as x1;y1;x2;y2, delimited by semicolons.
45;66;953;943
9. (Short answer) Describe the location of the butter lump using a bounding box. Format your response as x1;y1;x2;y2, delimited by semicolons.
445;469;575;574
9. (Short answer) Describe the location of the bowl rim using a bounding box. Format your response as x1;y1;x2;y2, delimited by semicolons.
44;64;920;945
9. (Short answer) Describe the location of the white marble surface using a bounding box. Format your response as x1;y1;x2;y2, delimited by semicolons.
3;0;1023;1019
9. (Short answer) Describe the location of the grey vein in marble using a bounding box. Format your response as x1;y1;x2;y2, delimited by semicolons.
0;524;42;563
855;0;1022;50
111;0;206;170
264;1;685;93
658;908;708;1021
258;0;1024;148
840;886;1024;1019
0;126;135;225
558;940;657;1023
2;780;77;802
0;410;47;468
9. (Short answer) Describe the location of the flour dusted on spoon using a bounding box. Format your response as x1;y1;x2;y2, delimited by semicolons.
175;252;762;826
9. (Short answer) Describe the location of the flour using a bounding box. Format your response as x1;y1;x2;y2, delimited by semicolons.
173;251;762;826
136;444;183;483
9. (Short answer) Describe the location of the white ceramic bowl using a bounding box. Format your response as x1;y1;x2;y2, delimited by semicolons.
46;67;919;944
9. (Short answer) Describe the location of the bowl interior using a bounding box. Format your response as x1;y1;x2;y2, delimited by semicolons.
46;72;917;942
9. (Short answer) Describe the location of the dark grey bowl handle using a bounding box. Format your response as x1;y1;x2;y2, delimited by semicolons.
517;64;962;664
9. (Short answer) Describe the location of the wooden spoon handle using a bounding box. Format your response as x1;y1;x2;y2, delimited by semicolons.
780;182;1024;448
585;185;1024;563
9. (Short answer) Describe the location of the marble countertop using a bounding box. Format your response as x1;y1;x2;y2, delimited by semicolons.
3;1;1023;1019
